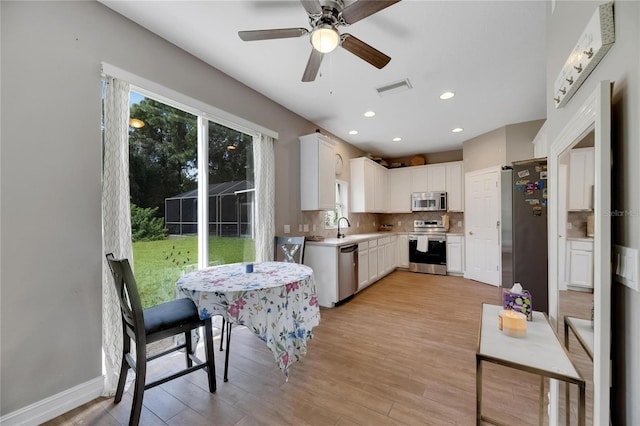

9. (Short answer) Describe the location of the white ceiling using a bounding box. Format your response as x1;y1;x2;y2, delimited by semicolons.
101;0;547;158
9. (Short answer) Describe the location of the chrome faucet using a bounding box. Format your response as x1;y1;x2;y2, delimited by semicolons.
337;217;351;239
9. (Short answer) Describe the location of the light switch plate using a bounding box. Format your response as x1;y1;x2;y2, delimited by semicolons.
303;224;309;232
284;224;290;234
613;244;639;292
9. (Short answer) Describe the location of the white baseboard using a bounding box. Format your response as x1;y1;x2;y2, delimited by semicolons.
0;376;103;426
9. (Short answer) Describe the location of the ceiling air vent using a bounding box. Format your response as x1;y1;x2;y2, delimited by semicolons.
376;79;412;97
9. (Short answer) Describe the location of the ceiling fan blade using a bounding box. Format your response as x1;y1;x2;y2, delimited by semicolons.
341;0;401;25
300;0;322;16
302;48;324;82
340;34;390;69
238;28;308;41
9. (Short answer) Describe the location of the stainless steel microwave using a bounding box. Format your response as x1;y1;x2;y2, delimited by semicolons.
411;192;447;211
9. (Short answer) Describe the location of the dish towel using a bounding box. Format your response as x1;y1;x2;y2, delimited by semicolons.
417;235;429;252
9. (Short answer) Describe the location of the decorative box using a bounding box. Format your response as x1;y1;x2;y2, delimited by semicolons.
502;289;532;321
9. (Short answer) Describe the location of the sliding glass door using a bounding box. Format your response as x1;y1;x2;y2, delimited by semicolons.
127;91;255;308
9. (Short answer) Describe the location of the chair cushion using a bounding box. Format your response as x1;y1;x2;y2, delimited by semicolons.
143;298;201;336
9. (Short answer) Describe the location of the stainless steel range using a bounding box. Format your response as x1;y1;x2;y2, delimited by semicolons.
408;220;447;275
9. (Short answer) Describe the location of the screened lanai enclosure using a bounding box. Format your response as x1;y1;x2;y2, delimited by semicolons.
165;180;254;237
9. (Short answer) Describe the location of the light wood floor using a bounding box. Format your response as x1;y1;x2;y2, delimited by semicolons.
45;271;558;425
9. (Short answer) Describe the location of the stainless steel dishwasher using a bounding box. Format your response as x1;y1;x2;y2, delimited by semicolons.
338;244;358;301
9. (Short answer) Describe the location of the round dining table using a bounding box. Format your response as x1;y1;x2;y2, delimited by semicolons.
176;261;321;377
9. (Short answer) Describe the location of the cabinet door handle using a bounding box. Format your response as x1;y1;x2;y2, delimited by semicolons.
469;231;474;236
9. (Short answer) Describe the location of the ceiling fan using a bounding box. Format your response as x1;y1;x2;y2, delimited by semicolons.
238;0;401;82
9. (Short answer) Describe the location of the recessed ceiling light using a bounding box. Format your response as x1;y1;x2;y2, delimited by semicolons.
364;111;376;118
440;91;455;100
393;137;402;142
349;130;358;135
452;127;464;133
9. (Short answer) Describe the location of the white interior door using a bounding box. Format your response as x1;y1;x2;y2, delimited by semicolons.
464;167;501;285
558;163;568;290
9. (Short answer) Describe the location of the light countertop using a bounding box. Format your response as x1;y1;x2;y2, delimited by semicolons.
306;231;464;247
306;232;397;247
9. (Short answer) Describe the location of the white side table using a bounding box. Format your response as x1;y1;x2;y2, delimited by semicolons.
476;304;585;426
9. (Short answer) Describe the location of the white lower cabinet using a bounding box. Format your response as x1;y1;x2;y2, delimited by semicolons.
377;237;389;276
446;234;465;275
368;239;378;283
397;234;409;268
566;239;594;289
357;241;369;291
305;234;405;307
303;244;339;307
386;236;397;272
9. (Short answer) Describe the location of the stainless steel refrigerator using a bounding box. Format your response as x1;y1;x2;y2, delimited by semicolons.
501;158;548;313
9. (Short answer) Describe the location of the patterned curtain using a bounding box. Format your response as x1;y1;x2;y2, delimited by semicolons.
101;77;133;396
253;133;275;262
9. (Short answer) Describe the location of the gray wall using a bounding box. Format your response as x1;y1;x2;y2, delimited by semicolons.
545;1;640;423
505;119;545;164
0;0;348;415
462;126;507;172
462;120;542;173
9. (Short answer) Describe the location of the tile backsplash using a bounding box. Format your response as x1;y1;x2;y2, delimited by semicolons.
567;211;593;238
296;210;464;237
299;211;380;238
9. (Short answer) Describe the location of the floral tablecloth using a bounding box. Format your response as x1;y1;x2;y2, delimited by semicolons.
176;262;321;376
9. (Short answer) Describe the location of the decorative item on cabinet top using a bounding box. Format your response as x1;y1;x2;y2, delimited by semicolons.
553;1;614;108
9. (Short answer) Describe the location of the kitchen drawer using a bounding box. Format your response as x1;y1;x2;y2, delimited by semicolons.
368;239;378;248
358;241;369;250
447;235;463;243
378;237;390;245
570;240;593;251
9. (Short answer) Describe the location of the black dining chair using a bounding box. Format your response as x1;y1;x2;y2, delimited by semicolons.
105;253;216;426
219;236;307;381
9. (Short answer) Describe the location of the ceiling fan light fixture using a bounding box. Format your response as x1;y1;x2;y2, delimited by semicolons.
311;25;340;53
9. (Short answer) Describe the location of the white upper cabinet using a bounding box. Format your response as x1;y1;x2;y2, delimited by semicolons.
350;157;387;213
406;162;464;211
445;161;464;212
299;133;336;211
410;166;429;193
427;164;446;192
568;147;595;211
387;168;412;213
374;165;388;212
